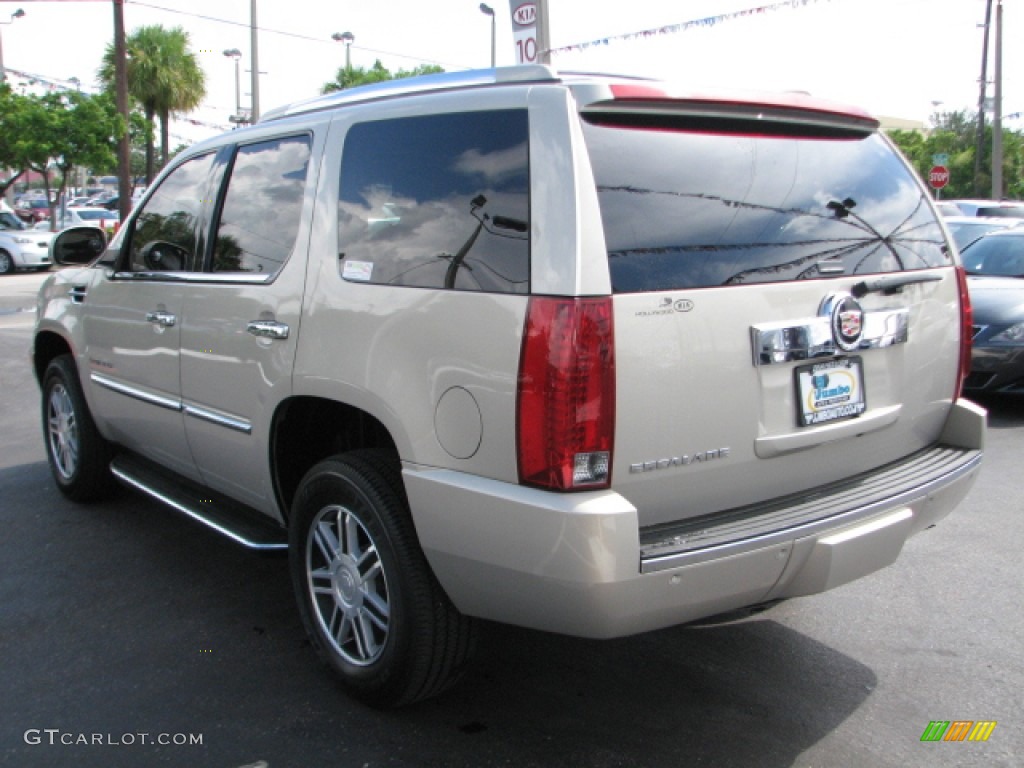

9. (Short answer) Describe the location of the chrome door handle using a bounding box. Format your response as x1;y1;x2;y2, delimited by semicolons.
145;310;176;328
246;320;290;340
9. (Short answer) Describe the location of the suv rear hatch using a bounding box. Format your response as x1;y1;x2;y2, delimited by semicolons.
574;83;967;533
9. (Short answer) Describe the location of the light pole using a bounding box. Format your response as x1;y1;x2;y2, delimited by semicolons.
331;31;355;73
0;8;26;83
479;4;495;68
223;48;242;124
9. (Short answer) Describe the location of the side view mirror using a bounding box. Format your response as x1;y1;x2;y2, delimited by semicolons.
51;226;108;266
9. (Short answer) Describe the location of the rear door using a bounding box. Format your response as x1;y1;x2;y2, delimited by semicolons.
179;131;319;516
577;94;960;528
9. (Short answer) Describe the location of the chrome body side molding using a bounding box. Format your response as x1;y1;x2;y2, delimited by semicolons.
91;372;183;412
92;373;253;435
184;405;253;435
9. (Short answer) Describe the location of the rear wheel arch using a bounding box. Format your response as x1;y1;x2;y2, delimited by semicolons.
271;396;401;522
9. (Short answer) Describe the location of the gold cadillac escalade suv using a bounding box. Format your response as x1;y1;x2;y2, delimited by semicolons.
33;66;986;707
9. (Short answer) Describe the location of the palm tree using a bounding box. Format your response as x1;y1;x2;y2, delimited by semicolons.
99;25;206;184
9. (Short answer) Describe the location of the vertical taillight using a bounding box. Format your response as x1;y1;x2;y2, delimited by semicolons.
955;265;973;401
517;297;615;491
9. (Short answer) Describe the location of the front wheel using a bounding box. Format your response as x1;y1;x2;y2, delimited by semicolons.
289;450;476;708
0;249;14;275
41;355;115;501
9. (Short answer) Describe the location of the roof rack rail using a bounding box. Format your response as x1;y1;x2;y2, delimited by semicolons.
260;64;558;122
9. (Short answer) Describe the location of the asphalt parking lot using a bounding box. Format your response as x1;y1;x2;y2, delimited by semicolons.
1;270;1021;767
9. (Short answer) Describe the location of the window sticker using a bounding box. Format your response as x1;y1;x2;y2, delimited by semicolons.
343;260;374;282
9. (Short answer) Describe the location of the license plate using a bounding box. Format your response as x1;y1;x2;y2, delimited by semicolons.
795;356;866;427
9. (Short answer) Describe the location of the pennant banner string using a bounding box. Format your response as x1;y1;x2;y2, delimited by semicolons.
547;0;841;57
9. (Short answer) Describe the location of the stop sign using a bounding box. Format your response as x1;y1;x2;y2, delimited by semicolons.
929;165;950;189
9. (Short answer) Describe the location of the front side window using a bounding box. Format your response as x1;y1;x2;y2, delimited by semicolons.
581;117;950;293
338;110;530;294
128;152;216;272
212;135;312;274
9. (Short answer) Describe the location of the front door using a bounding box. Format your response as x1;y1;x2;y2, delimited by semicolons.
81;150;220;481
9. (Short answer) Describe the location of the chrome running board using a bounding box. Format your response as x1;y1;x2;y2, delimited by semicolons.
110;454;288;552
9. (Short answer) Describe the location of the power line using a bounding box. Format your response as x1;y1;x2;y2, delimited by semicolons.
126;1;468;71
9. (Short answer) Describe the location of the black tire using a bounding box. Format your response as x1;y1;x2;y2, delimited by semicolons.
41;355;116;502
289;450;477;708
0;249;14;275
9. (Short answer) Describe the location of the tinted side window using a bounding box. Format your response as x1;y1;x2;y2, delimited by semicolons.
581;120;950;292
128;152;216;272
975;207;1024;219
338;110;530;294
0;212;25;230
212;135;312;274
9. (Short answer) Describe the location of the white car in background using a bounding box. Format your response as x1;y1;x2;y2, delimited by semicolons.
944;215;1021;252
0;209;53;274
37;207;120;236
949;199;1024;219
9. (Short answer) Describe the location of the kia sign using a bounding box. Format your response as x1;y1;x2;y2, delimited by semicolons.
509;1;537;63
929;165;950;190
511;1;536;25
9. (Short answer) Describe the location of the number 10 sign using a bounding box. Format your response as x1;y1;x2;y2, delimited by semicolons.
509;1;539;63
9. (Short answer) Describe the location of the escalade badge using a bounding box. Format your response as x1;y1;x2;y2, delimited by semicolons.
820;292;864;352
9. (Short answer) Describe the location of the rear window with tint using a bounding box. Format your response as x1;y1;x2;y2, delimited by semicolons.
581;119;950;293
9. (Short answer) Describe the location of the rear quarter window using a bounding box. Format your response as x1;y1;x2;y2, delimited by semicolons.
581;117;950;293
337;109;530;294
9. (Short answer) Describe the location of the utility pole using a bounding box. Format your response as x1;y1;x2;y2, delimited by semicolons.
536;0;550;65
250;0;259;123
992;0;1003;199
973;0;993;198
113;0;131;222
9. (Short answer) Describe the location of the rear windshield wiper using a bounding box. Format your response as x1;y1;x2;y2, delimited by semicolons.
851;273;943;298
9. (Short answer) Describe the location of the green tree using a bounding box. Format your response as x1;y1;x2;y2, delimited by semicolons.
48;91;123;221
99;25;206;183
321;60;444;94
0;84;28;197
0;86;122;224
887;109;1023;200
